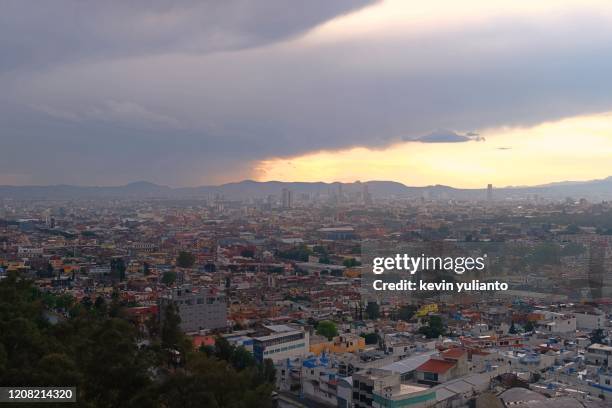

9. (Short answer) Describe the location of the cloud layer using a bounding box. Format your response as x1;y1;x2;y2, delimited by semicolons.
2;0;612;185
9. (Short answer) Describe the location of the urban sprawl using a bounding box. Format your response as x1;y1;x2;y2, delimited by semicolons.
2;183;612;408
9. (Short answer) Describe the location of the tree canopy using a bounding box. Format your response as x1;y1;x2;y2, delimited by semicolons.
161;271;177;286
418;315;445;339
0;273;275;407
176;251;196;268
365;302;380;320
316;320;338;340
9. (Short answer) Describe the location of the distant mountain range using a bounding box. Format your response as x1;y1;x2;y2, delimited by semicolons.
1;177;612;200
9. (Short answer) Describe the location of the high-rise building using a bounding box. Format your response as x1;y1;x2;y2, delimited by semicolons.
486;184;493;202
159;285;227;332
363;183;372;205
281;188;293;209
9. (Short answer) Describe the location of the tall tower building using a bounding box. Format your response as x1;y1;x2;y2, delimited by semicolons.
281;188;293;209
363;183;372;205
486;184;493;202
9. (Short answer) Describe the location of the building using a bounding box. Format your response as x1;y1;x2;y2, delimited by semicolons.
337;377;354;408
575;310;607;330
353;368;435;408
301;354;339;406
17;246;44;256
414;348;468;386
130;242;157;252
540;314;576;333
363;184;372;205
585;343;612;367
317;227;356;240
372;382;434;408
282;188;293;209
310;334;366;355
252;324;309;363
497;349;556;372
353;368;394;408
88;265;112;276
159;284;227;332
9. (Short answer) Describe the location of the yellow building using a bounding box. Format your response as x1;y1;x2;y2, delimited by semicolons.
415;304;438;318
343;268;361;278
62;265;80;275
6;261;28;272
310;334;365;355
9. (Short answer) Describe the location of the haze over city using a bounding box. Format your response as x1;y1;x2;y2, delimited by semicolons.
3;0;612;187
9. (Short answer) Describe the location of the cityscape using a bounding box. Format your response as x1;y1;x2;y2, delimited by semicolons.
2;181;612;407
4;1;612;407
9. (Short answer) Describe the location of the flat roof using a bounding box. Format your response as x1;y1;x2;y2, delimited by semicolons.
397;384;429;396
254;330;302;342
382;351;437;374
587;343;612;351
263;324;295;333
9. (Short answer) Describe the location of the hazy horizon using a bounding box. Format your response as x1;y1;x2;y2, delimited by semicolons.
1;174;611;190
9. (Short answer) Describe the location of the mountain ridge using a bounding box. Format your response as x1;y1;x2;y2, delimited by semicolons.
1;177;611;200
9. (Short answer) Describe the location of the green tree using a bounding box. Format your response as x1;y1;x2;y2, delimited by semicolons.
365;302;380;320
361;332;379;345
76;318;152;407
0;273;276;407
398;305;417;321
46;262;54;277
54;293;74;311
591;328;605;344
230;346;256;371
262;358;276;383
110;257;126;281
156;371;219;408
93;296;107;316
34;353;81;386
418;315;445;338
143;261;151;275
313;246;328;255
214;336;235;362
162;271;177;286
161;303;183;350
316;320;338;340
0;273;156;405
343;258;361;268
176;251;196;268
276;245;312;262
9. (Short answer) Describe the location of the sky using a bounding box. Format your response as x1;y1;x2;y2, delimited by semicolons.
2;0;612;187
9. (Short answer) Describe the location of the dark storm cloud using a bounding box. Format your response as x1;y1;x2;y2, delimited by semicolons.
2;1;612;185
0;0;374;72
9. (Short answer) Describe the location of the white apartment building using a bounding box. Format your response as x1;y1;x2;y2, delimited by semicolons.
159;284;227;332
253;324;309;363
575;310;607;331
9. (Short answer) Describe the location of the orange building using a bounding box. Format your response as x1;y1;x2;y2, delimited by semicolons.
310;334;365;355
